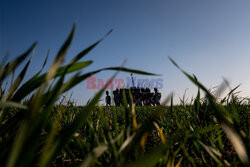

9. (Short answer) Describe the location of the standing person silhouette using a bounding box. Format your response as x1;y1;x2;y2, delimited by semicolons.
105;91;111;106
154;88;161;106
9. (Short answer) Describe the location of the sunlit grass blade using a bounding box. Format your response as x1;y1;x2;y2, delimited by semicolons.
0;42;37;83
38;71;120;167
45;24;75;84
221;123;249;166
6;24;76;167
69;29;113;64
102;67;160;76
0;101;28;110
169;57;250;166
60;67;158;94
12;61;92;101
54;24;75;64
198;140;223;166
221;84;241;104
57;61;93;76
80;145;108;167
3;56;33;101
169;57;213;98
34;50;49;78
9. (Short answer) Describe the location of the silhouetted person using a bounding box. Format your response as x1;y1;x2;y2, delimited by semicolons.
113;89;120;106
154;88;161;105
110;76;162;106
136;88;143;106
105;91;111;106
119;89;123;104
126;89;131;105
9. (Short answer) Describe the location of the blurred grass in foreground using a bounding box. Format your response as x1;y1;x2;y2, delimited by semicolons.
0;25;249;167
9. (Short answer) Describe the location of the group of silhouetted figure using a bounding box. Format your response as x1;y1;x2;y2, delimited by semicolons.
105;87;161;106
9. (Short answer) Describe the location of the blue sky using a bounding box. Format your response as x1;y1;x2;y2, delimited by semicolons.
1;0;250;105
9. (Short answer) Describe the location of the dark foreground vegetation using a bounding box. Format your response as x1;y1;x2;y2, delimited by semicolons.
0;25;249;167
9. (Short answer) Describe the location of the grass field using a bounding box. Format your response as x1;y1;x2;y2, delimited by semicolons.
0;25;249;167
49;102;249;167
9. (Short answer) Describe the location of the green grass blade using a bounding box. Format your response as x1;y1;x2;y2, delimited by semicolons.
169;57;250;166
38;71;120;167
0;101;28;110
53;23;75;64
80;145;108;167
221;124;249;166
12;61;92;101
102;67;160;76
0;42;37;83
61;67;158;94
69;29;113;64
4;57;32;100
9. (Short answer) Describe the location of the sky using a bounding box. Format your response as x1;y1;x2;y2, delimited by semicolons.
1;0;250;105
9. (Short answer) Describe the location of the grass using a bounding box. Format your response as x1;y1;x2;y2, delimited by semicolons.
0;24;249;167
